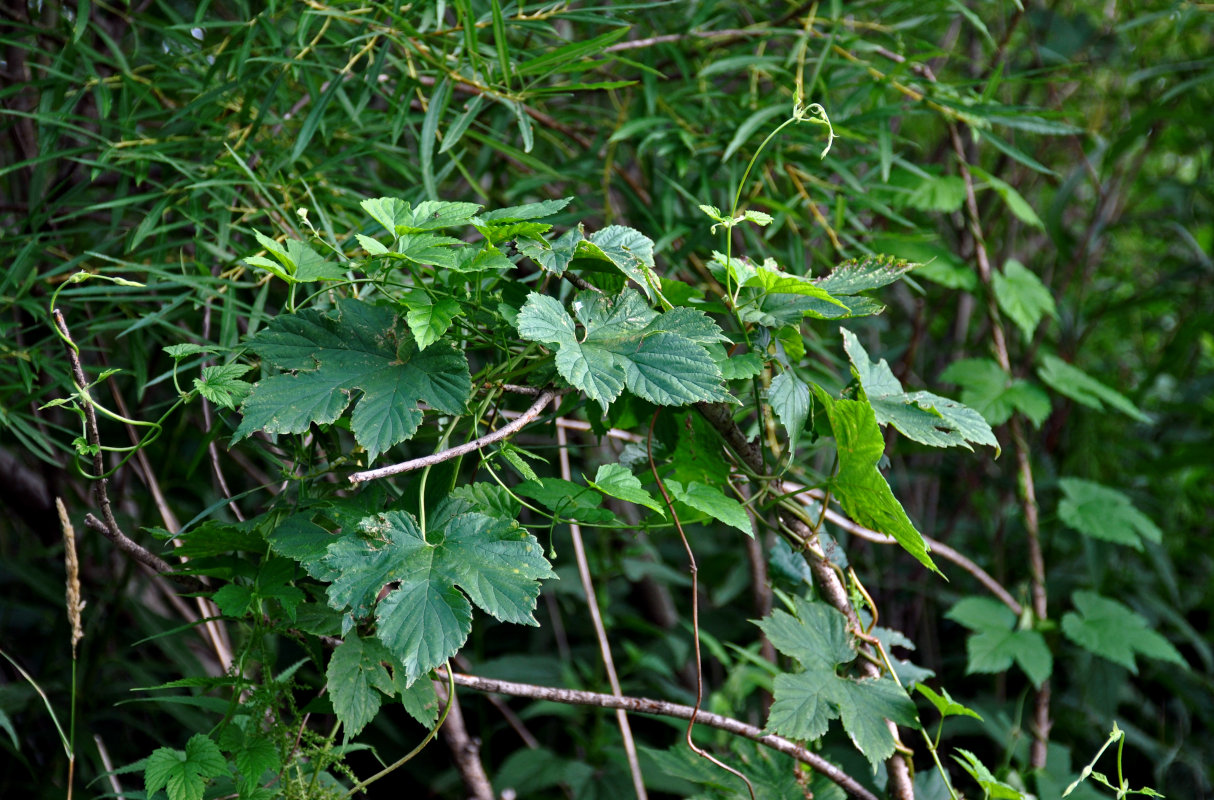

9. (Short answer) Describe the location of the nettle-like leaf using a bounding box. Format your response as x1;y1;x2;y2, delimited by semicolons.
992;259;1056;340
946;597;1052;688
842;328;997;452
144;734;228;800
317;505;555;685
516;477;615;523
588;463;665;516
245;230;345;284
939;357;1051;427
327;633;396;740
234;298;471;462
194;363;252;411
583;225;660;299
757;596;919;770
768;370;811;451
402;292;462;351
1058;478;1162;550
953;749;1025;800
814;254;917;296
361;197;481;235
812;386;937;573
1037;354;1149;423
517;227;582;276
516;289;732;409
733;254;914;325
1061;591;1186;674
665;479;752;537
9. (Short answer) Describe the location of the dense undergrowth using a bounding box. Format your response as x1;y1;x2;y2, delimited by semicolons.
1;2;1211;799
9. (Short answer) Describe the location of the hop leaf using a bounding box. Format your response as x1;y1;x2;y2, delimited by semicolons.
516;288;732;409
317;505;555;686
234;298;471;462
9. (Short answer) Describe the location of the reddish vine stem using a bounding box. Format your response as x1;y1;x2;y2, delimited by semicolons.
949;121;1051;766
648;412;757;800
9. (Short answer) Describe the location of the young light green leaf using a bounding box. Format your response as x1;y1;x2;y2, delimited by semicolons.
516;289;732;410
234;298;471;462
356;233;389;255
758;596;919;769
320;508;555;686
327;633;396;740
946;597;1052;688
193;363;253;411
144;734;228;800
164;343;220;359
952;750;1024;800
939;358;1052;427
516;226;583;275
842;329;998;451
516;477;615;524
812;387;937;572
1061;592;1186;674
665;479;752;537
360;197;481;235
588;463;665;516
915;684;983;720
1058;478;1162;550
768;370;810;451
745;264;849;309
1038;355;1149;423
993;259;1056;340
389;232;464;269
403;293;462;351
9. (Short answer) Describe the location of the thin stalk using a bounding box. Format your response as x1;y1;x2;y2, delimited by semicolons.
648;412;756;800
344;662;456;797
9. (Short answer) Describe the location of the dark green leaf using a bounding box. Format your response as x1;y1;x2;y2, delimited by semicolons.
813;387;937;572
234;299;471;461
320;509;554;685
327;633;395;740
516;289;731;409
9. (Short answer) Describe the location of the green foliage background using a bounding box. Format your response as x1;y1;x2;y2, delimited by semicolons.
1;0;1210;798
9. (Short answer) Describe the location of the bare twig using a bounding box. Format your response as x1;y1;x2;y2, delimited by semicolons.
105;379;233;668
433;680;494;800
497;409;643;444
604;28;765;53
557;423;647;800
93;735;125;800
348;389;559;483
785;484;1023;616
436;669;880;800
83;514;207;594
949;122;1051;767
